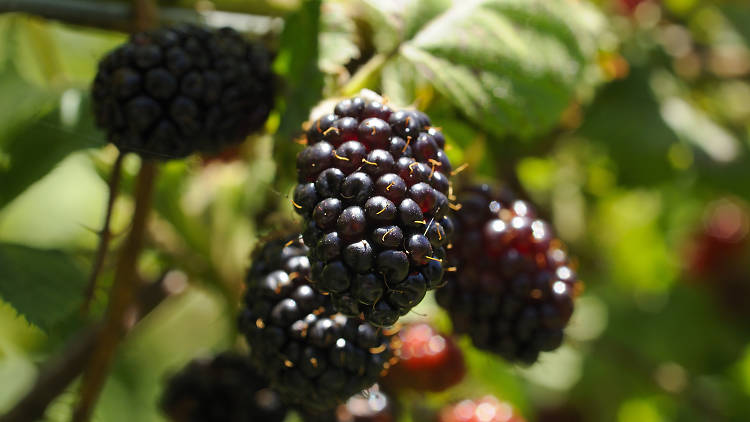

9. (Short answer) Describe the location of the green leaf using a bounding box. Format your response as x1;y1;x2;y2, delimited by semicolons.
358;0;401;53
402;0;452;42
578;69;680;186
319;3;360;74
381;55;420;106
273;0;323;183
403;0;607;138
366;0;611;139
0;69;57;146
0;243;86;330
0;90;105;210
720;3;750;47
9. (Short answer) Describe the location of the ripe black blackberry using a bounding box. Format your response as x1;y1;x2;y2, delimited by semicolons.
92;24;273;159
160;353;286;422
435;185;580;365
238;235;396;411
294;95;454;327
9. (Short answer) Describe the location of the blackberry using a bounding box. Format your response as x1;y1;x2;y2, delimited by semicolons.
239;235;396;411
294;95;455;327
301;385;396;422
92;24;274;160
438;396;525;422
383;323;466;393
436;185;580;365
160;353;286;422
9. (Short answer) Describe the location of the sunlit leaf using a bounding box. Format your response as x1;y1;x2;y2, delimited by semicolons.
319;2;360;74
367;0;611;139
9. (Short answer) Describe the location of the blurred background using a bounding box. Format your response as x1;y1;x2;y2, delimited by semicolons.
0;0;749;421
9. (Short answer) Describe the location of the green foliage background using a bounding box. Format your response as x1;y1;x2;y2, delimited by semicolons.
1;0;750;421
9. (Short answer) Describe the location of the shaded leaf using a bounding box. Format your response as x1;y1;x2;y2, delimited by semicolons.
273;0;323;183
720;3;750;47
578;69;679;186
0;92;105;210
0;69;57;146
0;243;86;330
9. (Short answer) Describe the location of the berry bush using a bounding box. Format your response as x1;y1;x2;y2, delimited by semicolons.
1;1;750;422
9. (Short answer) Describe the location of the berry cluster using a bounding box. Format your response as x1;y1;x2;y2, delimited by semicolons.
294;96;455;327
383;323;465;392
92;24;273;159
238;236;395;411
436;185;579;364
160;353;286;422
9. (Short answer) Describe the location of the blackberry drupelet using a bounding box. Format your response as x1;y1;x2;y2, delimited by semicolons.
436;185;581;365
239;235;396;411
294;95;455;327
92;24;274;159
160;353;286;422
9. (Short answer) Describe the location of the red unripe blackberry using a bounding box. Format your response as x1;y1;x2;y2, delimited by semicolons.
302;385;396;422
92;24;273;159
535;405;586;422
160;353;286;422
382;323;466;392
438;396;525;422
618;0;651;13
294;95;455;327
684;198;750;320
686;198;749;278
238;235;395;411
436;185;581;365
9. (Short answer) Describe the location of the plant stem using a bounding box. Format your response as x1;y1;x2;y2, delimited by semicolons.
71;160;158;422
133;0;158;32
81;153;124;315
0;0;199;32
0;0;296;32
0;270;186;422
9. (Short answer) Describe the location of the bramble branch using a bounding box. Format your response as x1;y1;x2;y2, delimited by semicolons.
0;270;188;422
71;159;158;422
0;0;296;32
81;153;124;315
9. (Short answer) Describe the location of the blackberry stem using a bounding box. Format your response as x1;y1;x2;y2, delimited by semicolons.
81;152;124;315
0;271;186;422
133;0;158;32
0;0;199;32
0;0;294;31
72;160;158;422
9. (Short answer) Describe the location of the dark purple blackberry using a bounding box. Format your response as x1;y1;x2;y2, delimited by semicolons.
160;353;286;422
92;24;274;160
239;236;396;411
294;95;455;327
435;185;581;365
